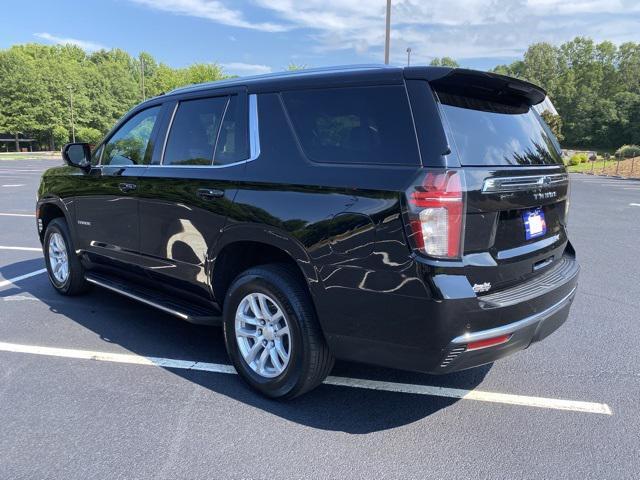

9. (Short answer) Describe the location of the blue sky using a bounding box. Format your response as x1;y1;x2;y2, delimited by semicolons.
3;0;640;75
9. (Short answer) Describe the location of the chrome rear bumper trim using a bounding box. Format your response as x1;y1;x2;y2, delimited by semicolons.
452;286;577;345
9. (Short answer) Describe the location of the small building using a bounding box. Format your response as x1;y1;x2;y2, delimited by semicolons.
0;133;37;152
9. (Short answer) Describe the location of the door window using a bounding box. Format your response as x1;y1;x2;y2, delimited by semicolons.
102;106;160;166
163;97;228;166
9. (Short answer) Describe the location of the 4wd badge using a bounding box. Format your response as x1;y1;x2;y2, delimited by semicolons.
472;282;492;293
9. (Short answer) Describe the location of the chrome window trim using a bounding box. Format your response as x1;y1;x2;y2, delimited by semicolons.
93;94;260;170
159;102;179;166
248;93;261;161
145;93;260;169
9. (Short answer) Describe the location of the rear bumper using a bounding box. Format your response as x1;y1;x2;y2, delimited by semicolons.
437;284;577;372
324;250;579;375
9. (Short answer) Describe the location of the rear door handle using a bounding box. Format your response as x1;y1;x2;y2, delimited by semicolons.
196;188;225;200
118;182;137;193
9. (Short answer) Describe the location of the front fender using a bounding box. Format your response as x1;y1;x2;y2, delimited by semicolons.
36;195;77;245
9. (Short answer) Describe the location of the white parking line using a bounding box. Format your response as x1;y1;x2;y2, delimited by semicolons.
0;246;41;251
630;203;640;207
0;341;613;415
0;213;35;217
1;184;25;187
0;268;47;288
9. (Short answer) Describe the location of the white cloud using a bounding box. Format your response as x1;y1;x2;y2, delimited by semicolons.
34;32;108;51
252;0;640;63
128;0;288;32
526;0;640;15
222;62;272;76
124;0;640;64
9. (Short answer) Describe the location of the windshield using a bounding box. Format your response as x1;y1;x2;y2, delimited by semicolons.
438;91;563;167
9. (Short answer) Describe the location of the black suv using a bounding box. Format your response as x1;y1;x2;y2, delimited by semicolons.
37;65;579;398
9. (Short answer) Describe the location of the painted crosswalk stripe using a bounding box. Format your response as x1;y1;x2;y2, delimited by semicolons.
0;341;613;415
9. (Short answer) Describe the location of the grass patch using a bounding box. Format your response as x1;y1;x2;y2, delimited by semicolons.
0;152;61;160
568;157;640;178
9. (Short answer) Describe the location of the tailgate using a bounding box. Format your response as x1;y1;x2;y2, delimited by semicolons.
462;166;570;291
430;69;571;292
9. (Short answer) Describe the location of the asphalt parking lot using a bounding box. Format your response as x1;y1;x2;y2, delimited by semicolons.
0;159;638;479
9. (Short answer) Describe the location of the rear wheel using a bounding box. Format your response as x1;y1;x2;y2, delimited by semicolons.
223;264;334;399
43;218;89;295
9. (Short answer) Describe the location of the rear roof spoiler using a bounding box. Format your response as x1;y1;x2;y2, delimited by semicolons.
404;67;547;106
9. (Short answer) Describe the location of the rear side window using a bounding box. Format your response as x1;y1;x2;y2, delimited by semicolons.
437;91;563;166
163;97;227;166
282;86;420;166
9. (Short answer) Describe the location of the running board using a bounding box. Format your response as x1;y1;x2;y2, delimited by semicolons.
85;272;222;326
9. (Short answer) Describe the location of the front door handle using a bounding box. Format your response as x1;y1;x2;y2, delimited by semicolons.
118;182;137;193
196;188;225;200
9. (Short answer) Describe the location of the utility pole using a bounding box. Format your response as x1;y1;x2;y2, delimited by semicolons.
384;0;391;64
140;56;146;101
406;47;412;66
68;85;75;143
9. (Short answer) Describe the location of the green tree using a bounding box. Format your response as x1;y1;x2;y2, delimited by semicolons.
51;125;69;149
0;46;44;150
540;111;564;141
429;57;459;67
493;36;640;149
76;127;103;145
287;63;307;71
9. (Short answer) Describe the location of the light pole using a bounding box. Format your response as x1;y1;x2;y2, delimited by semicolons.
140;55;146;101
384;0;391;64
68;85;75;143
406;47;412;66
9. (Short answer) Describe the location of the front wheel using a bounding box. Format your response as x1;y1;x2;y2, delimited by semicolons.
223;264;334;399
43;218;89;295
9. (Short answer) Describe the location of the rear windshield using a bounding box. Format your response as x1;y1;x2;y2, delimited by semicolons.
437;92;563;167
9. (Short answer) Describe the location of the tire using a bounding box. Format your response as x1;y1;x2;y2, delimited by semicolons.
43;218;89;296
223;263;334;399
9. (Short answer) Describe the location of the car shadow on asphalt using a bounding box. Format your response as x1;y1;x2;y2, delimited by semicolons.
1;258;491;434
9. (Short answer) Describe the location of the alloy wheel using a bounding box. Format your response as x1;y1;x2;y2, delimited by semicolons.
235;292;291;378
48;232;69;284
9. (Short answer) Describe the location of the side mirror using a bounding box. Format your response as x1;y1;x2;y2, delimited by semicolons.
62;143;91;170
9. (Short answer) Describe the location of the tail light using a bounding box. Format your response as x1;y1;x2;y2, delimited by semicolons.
406;170;464;259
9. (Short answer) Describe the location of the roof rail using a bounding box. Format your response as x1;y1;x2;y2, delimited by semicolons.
168;64;391;95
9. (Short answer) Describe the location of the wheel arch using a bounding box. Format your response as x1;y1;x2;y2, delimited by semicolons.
210;225;322;312
37;197;74;244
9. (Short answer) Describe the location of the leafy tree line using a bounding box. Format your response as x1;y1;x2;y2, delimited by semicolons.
492;37;640;150
1;38;638;151
0;44;226;150
433;38;640;150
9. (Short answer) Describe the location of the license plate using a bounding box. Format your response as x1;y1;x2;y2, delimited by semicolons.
522;208;546;240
